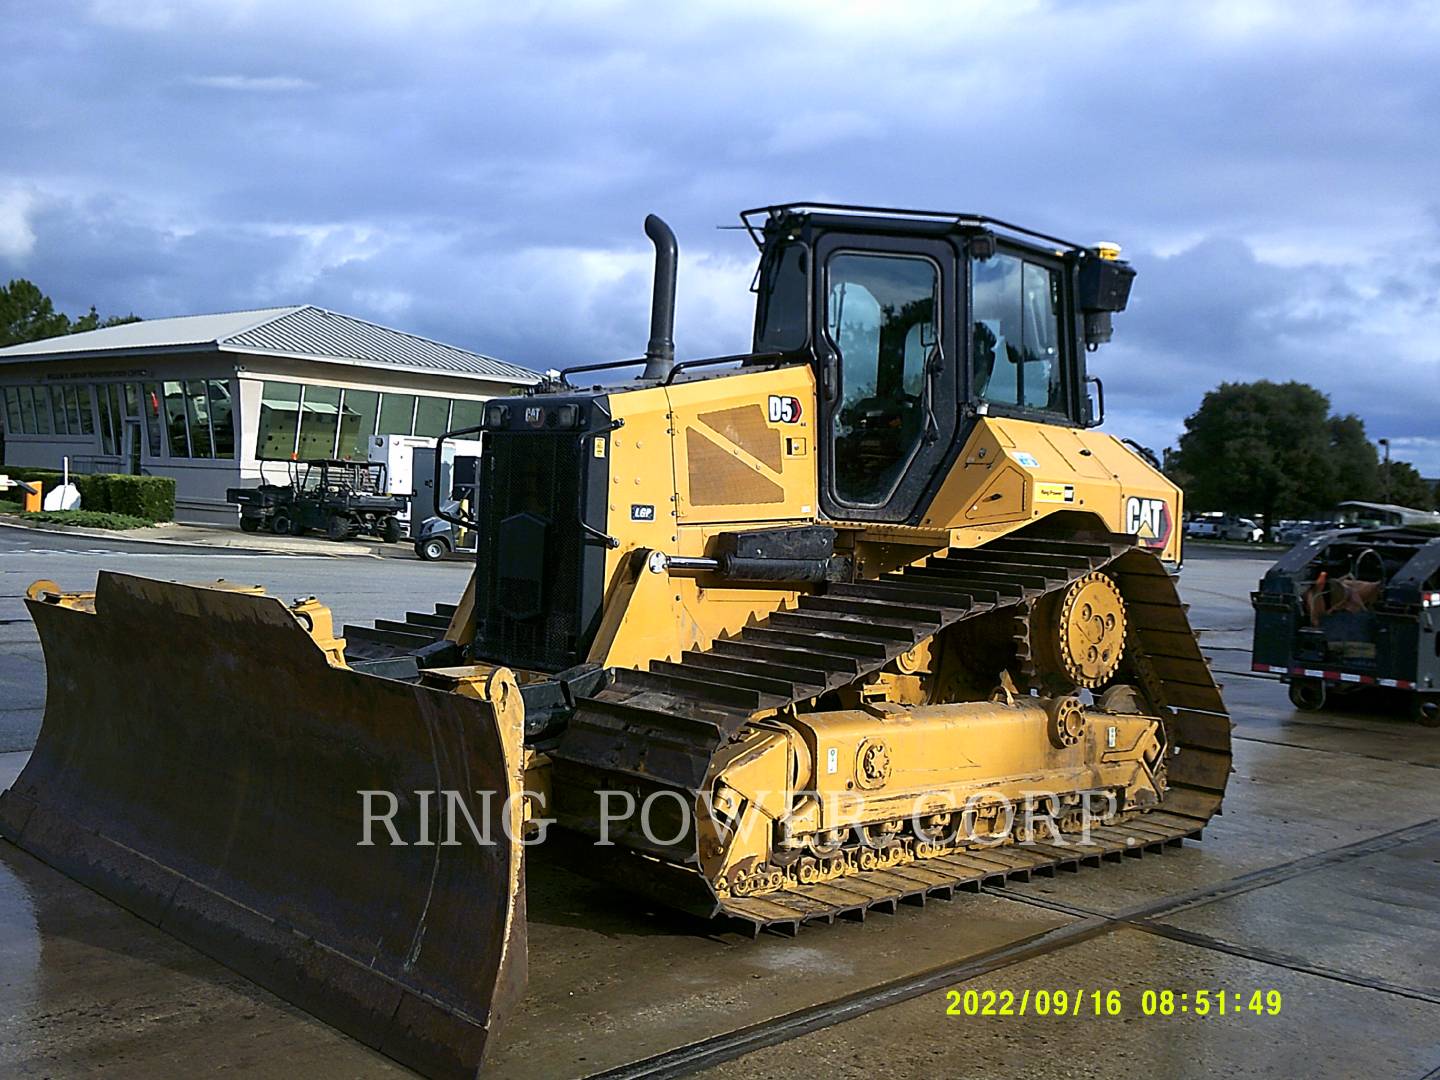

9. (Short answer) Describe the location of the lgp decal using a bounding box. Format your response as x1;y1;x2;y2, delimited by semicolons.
768;395;803;423
1125;496;1172;548
630;504;655;521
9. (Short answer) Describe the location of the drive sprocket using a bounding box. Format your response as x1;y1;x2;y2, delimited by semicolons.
1031;571;1128;689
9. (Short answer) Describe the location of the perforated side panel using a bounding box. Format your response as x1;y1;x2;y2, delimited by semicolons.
697;404;782;471
686;428;785;506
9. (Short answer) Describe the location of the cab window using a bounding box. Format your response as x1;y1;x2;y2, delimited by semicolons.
755;243;809;351
827;252;938;506
972;252;1065;414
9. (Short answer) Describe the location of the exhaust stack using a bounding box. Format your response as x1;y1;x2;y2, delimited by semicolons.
642;213;677;380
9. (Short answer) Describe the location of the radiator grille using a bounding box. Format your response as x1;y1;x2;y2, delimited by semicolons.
473;432;588;672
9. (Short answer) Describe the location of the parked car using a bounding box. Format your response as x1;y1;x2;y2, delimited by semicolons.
1219;517;1264;543
1274;520;1320;545
1185;517;1221;539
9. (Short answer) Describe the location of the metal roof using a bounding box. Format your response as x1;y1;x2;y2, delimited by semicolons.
0;307;299;357
0;304;540;385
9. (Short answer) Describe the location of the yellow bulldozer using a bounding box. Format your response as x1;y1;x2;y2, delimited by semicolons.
0;204;1230;1078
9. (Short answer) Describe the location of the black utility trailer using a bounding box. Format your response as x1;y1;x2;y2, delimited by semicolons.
227;460;408;542
1251;526;1440;723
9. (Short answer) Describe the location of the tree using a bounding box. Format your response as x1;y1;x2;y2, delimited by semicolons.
1384;461;1437;510
1174;381;1336;535
70;306;142;334
1327;414;1380;506
0;280;139;347
0;279;72;346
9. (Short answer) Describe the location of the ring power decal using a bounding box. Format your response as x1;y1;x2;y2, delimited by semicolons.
1037;483;1076;503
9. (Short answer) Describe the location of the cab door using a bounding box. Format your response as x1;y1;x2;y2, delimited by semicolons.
814;233;959;523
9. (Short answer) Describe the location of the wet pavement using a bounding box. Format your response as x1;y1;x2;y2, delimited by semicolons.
2;548;1438;1078
0;515;427;558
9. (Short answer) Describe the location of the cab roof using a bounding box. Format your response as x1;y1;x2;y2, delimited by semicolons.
739;202;1090;255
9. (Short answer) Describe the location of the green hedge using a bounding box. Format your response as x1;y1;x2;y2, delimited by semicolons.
106;474;175;522
21;509;153;530
1;467;175;522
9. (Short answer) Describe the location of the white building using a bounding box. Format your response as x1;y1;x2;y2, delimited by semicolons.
0;306;538;523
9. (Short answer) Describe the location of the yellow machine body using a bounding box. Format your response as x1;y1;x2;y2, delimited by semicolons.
0;204;1229;1078
449;363;1184;675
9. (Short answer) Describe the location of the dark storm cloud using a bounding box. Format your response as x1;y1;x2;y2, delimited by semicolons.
2;1;1438;468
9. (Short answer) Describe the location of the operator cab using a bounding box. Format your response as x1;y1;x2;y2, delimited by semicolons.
744;203;1134;525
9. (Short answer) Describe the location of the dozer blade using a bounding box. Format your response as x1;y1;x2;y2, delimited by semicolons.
0;572;526;1079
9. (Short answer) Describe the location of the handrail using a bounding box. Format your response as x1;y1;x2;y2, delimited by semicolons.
662;351;787;385
738;202;1087;253
556;357;647;383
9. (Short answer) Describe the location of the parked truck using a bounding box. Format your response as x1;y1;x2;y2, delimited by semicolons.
1252;524;1440;722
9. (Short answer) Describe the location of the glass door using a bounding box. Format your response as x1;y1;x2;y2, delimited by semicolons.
121;383;143;474
814;234;958;523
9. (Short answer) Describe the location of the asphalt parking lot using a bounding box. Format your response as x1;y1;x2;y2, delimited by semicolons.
1;538;1437;1079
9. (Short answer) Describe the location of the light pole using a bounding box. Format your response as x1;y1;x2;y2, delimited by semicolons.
1379;438;1391;502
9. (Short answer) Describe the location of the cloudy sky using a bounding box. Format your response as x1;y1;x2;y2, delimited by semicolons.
2;0;1438;470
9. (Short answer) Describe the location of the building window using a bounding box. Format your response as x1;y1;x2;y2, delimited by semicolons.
3;388;22;434
51;385;68;434
162;381;190;457
142;383;163;457
184;380;212;457
20;387;38;434
46;386;67;434
414;395;450;438
15;387;35;434
30;387;52;435
451;398;484;430
62;385;82;434
377;393;416;437
91;383;138;458
258;381;302;460
208;380;234;459
96;385;115;454
297;385;341;459
338;389;379;460
78;386;95;435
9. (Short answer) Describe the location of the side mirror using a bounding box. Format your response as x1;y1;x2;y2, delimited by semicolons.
1078;256;1135;350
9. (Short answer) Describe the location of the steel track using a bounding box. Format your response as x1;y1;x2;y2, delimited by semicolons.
552;534;1233;930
